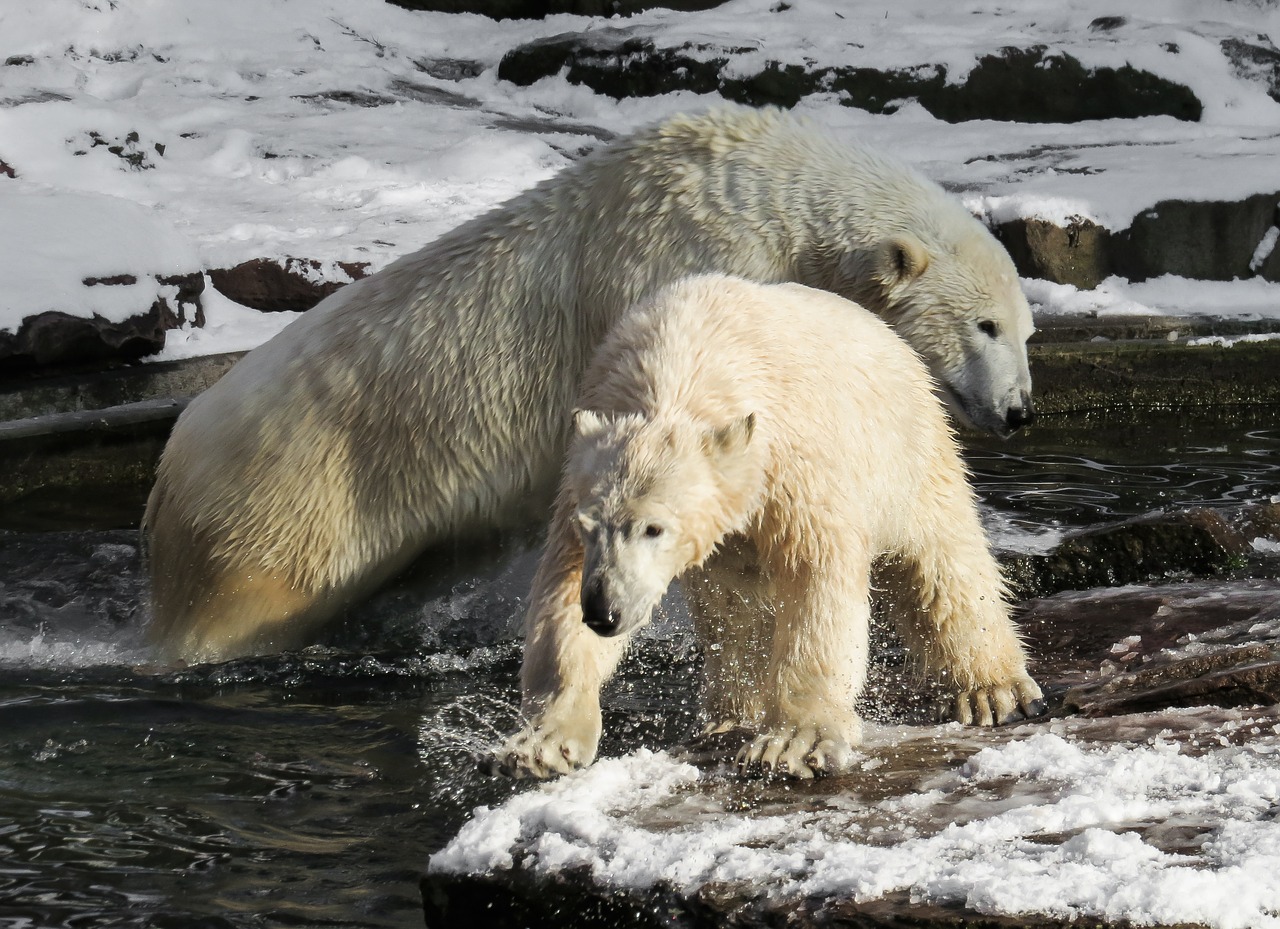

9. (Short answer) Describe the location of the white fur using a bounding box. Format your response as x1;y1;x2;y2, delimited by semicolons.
494;275;1044;780
145;106;1035;663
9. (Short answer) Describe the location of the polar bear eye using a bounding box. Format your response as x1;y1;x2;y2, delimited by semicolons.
642;524;664;539
978;320;1000;339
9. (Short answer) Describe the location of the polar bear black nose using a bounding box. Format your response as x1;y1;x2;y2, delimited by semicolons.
582;582;623;637
1005;400;1036;432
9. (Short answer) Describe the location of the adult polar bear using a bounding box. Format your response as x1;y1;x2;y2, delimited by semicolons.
145;105;1036;664
496;275;1044;779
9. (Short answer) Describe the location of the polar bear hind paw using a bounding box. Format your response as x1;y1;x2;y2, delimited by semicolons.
485;724;595;779
735;724;858;779
946;675;1046;726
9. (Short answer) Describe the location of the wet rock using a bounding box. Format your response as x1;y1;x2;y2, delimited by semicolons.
388;0;728;19
0;272;204;374
1027;336;1280;415
0;351;242;421
412;57;484;82
206;257;370;312
498;36;1202;123
1002;507;1252;600
1016;580;1280;685
1016;580;1280;716
423;580;1280;928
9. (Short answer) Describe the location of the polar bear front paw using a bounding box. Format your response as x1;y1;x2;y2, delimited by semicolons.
735;723;859;779
948;674;1046;726
487;714;601;780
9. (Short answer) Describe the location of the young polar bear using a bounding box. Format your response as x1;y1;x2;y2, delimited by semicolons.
494;275;1044;780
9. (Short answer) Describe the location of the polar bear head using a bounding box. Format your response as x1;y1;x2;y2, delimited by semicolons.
568;409;759;638
826;224;1036;439
824;227;1034;440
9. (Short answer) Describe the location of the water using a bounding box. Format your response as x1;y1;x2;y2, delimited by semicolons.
1;409;1278;928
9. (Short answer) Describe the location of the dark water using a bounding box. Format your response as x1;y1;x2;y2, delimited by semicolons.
1;409;1278;928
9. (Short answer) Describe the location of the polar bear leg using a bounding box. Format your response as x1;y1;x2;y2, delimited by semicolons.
737;550;869;779
493;508;630;778
681;535;775;733
883;483;1045;725
149;562;327;665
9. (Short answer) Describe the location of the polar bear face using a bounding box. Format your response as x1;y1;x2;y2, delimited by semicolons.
568;410;755;638
842;233;1036;438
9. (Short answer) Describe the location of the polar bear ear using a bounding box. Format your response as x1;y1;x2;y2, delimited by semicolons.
573;408;610;438
879;234;930;285
705;413;755;459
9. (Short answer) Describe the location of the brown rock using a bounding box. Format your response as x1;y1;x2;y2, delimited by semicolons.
207;257;370;312
996;215;1112;289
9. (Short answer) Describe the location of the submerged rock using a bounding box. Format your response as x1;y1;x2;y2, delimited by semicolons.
1002;507;1254;599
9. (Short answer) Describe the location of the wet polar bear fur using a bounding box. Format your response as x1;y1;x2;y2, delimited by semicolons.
145;105;1037;664
495;275;1044;780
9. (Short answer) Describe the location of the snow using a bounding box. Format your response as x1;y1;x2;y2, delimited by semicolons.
1027;274;1280;320
2;0;1280;350
430;723;1280;929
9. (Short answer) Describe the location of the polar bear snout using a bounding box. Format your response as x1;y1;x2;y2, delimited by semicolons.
581;580;624;637
1005;392;1036;432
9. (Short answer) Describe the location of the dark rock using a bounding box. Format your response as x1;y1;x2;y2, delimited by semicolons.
207;257;370;312
996;215;1113;289
293;89;400;107
388;77;482;108
423;867;1140;929
156;271;207;329
0;159;15;178
5;55;35;66
0;310;168;374
388;0;728;19
998;192;1276;289
1221;36;1280;103
497;29;736;100
907;46;1201;124
1;90;72;107
1003;508;1251;600
0;270;204;374
1088;15;1127;32
498;36;1202;123
1111;191;1280;282
412;57;484;81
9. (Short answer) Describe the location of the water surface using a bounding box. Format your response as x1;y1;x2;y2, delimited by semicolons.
2;409;1278;928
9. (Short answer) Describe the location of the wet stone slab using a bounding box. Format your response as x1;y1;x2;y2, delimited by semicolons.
422;580;1280;929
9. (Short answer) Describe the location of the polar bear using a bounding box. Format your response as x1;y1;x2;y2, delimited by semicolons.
145;106;1037;664
493;275;1044;780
